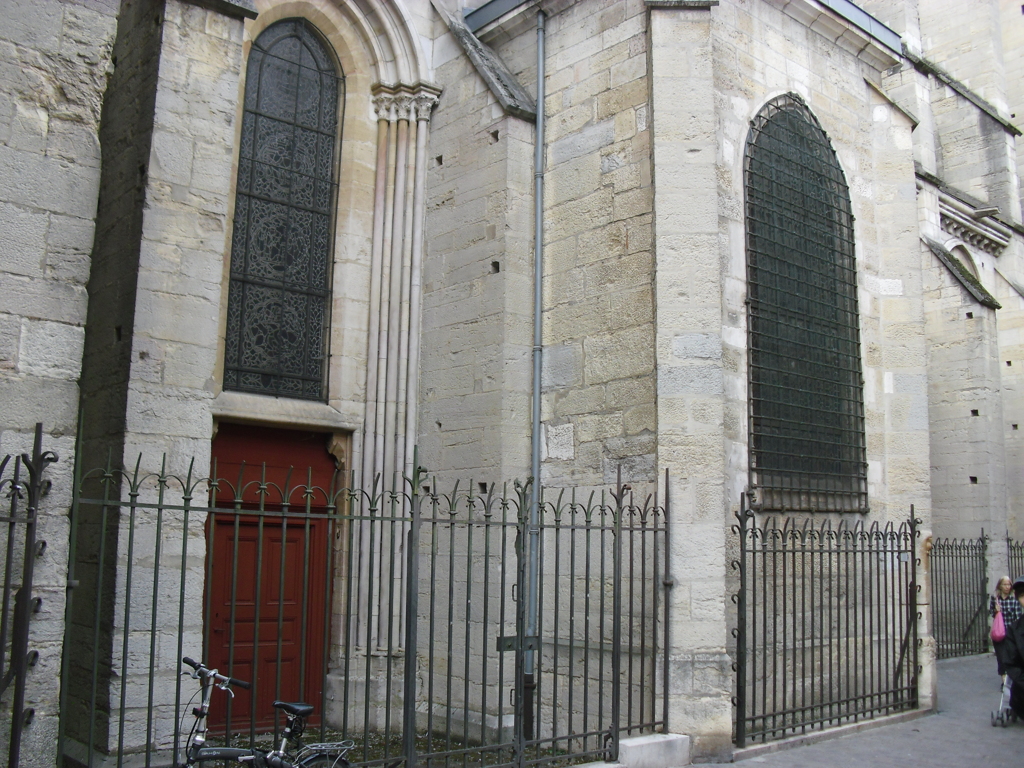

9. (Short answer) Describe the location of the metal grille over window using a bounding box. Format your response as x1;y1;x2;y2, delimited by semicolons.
224;19;343;401
745;95;867;513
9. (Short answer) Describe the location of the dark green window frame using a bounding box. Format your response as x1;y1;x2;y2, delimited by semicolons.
745;94;868;513
224;19;344;401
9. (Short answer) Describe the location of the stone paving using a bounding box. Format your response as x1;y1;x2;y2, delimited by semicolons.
702;654;1021;766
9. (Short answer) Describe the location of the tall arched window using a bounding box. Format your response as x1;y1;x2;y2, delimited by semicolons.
745;94;867;513
224;19;343;401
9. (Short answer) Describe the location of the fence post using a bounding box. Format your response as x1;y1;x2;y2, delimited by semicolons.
980;531;990;655
662;468;671;733
402;456;423;768
608;467;624;763
909;508;919;708
57;419;85;767
733;500;749;748
513;478;531;768
8;424;57;768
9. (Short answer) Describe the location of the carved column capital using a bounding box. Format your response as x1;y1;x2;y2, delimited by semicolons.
413;92;440;121
394;94;416;122
372;90;398;121
373;82;441;123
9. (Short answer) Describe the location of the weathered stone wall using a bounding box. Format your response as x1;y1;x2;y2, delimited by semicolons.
919;235;1008;545
648;6;728;756
65;1;249;762
484;0;657;490
419;25;535;483
997;2;1024;541
121;0;246;468
995;254;1024;542
0;1;117;765
918;0;1006;111
68;2;165;745
440;0;937;757
7;0;1024;760
650;0;929;755
930;87;1019;222
77;0;161;472
1001;1;1024;223
0;0;114;443
915;0;1021;222
880;0;1024;549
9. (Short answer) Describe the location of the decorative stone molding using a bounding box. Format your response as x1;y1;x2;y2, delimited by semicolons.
429;0;536;122
395;94;415;122
924;237;1001;309
182;0;257;20
773;0;900;69
644;1;718;7
646;0;902;70
361;80;441;492
939;191;1012;255
414;91;441;121
326;432;349;471
373;84;442;123
372;91;397;121
906;52;1022;137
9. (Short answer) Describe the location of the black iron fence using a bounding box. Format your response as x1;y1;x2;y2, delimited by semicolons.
0;426;58;768
929;535;989;660
1008;537;1024;582
58;455;668;768
732;505;919;746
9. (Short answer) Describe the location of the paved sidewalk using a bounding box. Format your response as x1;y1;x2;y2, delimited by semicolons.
702;654;1021;766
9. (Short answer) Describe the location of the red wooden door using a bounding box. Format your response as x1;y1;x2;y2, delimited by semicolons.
208;423;337;729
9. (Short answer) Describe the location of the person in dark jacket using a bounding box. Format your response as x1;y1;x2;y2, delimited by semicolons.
998;576;1024;718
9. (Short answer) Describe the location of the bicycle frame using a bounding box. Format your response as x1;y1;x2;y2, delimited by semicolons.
180;658;352;768
182;659;255;765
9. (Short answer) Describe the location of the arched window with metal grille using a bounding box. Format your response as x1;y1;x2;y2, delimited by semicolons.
745;94;868;513
223;19;344;401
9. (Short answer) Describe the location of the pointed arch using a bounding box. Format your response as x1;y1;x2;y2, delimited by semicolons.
745;94;868;513
220;1;440;486
224;18;342;400
246;0;431;86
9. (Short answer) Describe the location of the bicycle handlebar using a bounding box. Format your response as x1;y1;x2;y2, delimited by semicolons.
182;656;252;690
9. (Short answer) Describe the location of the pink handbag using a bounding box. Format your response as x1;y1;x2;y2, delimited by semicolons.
993;609;1007;643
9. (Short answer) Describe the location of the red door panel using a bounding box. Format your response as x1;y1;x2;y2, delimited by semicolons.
208;423;337;730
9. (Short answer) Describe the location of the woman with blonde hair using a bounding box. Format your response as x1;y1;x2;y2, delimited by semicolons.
991;575;1022;675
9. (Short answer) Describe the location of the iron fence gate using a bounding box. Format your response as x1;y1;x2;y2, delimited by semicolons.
0;425;58;768
930;535;988;659
732;504;919;746
59;454;668;768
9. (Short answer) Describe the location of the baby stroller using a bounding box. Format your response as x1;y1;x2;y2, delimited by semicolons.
992;674;1017;727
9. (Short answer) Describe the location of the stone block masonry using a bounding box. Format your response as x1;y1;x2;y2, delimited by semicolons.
67;0;250;761
0;0;116;435
476;0;657;491
420;31;535;484
0;1;118;765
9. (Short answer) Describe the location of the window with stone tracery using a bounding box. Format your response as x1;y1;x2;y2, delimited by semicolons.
745;94;868;513
223;19;343;401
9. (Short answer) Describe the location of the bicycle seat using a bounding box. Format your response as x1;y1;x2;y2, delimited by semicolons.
273;701;314;718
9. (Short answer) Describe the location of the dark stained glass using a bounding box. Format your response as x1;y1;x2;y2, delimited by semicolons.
224;19;343;401
745;94;868;513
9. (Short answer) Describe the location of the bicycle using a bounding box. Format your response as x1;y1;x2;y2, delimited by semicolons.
179;656;353;768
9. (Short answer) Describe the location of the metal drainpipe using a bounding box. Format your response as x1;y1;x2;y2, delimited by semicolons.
525;7;545;743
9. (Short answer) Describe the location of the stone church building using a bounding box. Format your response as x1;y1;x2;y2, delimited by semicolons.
3;0;1024;762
